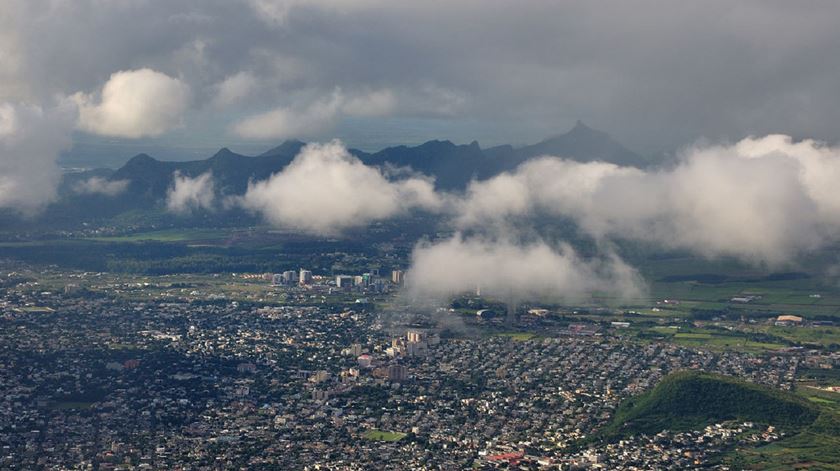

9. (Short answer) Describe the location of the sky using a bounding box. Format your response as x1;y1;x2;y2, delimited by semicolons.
2;0;840;166
4;1;840;299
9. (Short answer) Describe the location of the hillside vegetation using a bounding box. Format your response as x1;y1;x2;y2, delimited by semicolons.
602;371;818;438
600;371;840;469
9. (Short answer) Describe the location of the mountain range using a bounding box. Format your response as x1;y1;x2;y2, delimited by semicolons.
47;121;650;224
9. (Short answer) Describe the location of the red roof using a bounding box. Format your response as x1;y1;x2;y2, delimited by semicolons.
487;451;524;461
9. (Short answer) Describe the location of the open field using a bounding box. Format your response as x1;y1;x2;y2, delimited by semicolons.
753;326;840;348
85;228;234;243
363;430;407;441
638;326;788;353
493;332;537;341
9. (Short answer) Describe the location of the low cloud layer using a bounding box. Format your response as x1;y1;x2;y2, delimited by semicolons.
238;140;442;234
405;234;644;302
166;171;215;214
73;69;190;138
458;135;840;266
0;102;75;215
73;177;129;197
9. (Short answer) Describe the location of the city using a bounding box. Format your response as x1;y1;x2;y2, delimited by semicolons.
2;263;836;469
4;1;840;469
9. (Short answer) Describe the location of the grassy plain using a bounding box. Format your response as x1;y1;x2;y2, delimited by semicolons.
363;430;407;441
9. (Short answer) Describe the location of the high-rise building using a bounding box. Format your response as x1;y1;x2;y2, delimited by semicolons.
406;330;424;343
299;269;313;285
406;341;427;357
387;364;407;382
336;275;353;288
282;270;298;285
391;270;404;284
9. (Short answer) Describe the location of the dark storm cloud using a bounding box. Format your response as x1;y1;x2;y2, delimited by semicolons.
2;0;839;151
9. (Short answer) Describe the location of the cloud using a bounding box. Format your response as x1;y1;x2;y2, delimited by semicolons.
237;140;443;234
341;89;397;118
246;0;379;25
212;71;259;108
405;234;644;302
457;135;840;266
232;91;344;140
0;102;75;215
73;177;129;197
232;88;396;140
73;68;190;138
5;1;840;149
456;158;639;227
166;171;215;214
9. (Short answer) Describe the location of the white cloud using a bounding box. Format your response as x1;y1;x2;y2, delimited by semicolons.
73;177;129;197
458;135;840;266
456;158;638;227
0;102;75;215
73;68;190;138
237;140;443;234
166;171;215;214
405;234;644;302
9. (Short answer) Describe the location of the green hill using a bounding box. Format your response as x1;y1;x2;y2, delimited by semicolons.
599;371;840;469
602;371;819;438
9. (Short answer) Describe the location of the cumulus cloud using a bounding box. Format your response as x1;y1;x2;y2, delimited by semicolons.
166;171;215;214
456;158;639;227
457;135;840;266
73;69;190;138
237;140;443;234
405;234;644;302
232;88;396;140
0;102;75;215
73;177;129;197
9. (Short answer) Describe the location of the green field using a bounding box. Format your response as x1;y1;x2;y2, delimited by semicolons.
363;429;407;441
638;326;787;353
731;411;840;470
86;228;233;243
494;332;537;341
757;326;840;348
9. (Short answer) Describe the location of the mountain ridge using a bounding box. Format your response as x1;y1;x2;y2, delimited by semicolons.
46;122;650;222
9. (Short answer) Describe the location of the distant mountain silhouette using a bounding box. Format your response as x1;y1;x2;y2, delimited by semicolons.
517;120;649;167
49;123;650;220
352;140;487;189
258;139;306;158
